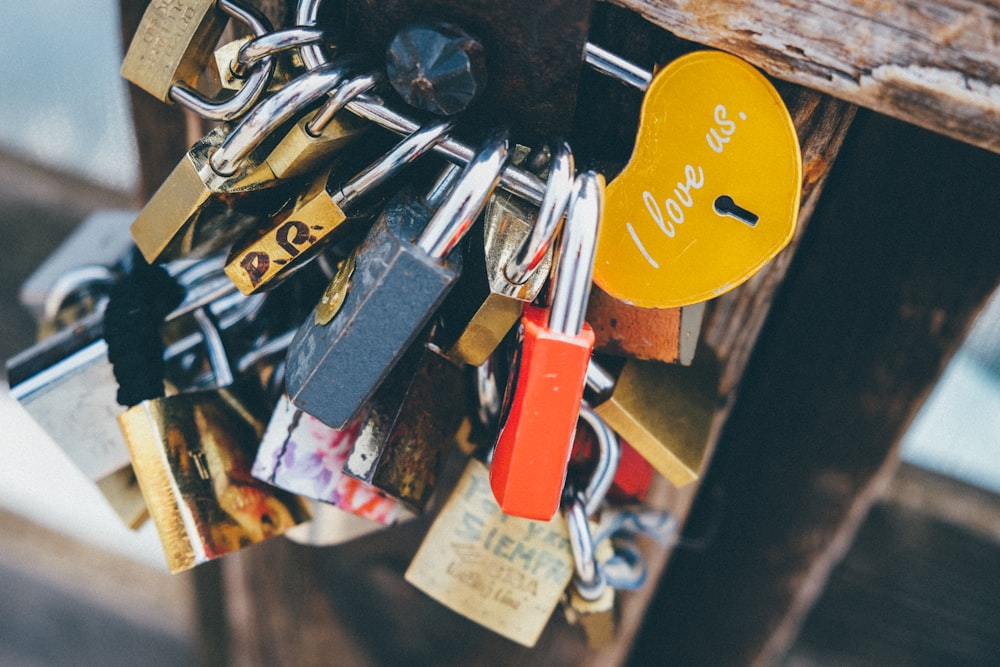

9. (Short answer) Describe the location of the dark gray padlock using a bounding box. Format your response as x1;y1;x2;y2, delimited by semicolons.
286;128;510;428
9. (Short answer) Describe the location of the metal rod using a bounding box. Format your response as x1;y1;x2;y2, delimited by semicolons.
583;42;652;92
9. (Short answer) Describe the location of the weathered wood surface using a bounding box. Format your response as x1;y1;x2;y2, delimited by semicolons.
629;110;1000;667
609;0;1000;155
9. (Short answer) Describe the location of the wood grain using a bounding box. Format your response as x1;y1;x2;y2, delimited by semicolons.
609;0;1000;154
629;109;1000;667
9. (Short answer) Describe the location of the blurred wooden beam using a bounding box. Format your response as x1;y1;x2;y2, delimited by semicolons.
609;0;1000;154
630;110;1000;667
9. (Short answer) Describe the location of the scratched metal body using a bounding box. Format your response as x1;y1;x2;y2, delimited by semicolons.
285;192;462;429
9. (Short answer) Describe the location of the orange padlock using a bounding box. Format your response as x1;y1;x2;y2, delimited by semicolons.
489;170;604;520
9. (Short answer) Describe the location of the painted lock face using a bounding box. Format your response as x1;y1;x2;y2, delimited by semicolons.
593;51;801;308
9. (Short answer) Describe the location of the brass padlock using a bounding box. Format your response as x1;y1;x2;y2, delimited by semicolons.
118;309;309;573
224;118;450;294
263;70;376;181
131;61;359;264
437;141;570;367
211;25;326;92
586;349;720;488
121;0;275;120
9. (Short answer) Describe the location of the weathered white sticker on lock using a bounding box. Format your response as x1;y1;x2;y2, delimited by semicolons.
405;459;574;646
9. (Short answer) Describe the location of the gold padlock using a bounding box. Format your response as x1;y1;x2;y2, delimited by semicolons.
118;309;309;573
405;458;576;647
263;70;376;181
121;0;274;120
224;119;452;293
131;62;359;263
121;0;229;103
438;142;567;367
587;349;719;488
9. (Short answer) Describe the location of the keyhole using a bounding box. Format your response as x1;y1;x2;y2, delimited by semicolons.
714;195;759;227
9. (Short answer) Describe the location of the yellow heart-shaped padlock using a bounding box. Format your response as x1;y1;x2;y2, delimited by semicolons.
593;51;801;308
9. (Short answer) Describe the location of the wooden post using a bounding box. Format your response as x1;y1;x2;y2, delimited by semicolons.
629;109;1000;667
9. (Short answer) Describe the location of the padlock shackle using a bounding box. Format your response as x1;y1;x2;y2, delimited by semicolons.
168;0;276;122
547;171;604;336
567;494;605;601
578;400;621;516
296;0;328;71
566;402;621;601
585;359;616;400
417;128;510;260
192;307;234;388
345;95;548;205
504;140;575;285
231;26;327;77
42;265;116;324
330;119;453;208
211;60;355;176
306;71;382;137
424;164;463;210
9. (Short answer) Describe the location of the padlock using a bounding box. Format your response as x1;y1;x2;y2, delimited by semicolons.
224;118;452;294
6;312;148;529
252;393;403;524
585;349;720;488
262;69;378;181
212;25;325;92
131;60;364;264
404;456;576;647
489;170;605;521
438;141;572;367
118;308;309;573
586;287;706;365
570;417;655;505
562;402;622;648
588;50;801;308
18;209;136;322
285;129;510;429
121;0;275;120
342;326;465;512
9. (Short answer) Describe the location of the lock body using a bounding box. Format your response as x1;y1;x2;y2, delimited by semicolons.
344;337;464;511
286;193;460;429
131;125;291;263
405;459;575;647
592;351;718;487
252;394;402;523
121;0;229;102
6;317;147;528
564;584;618;648
225;171;348;293
587;287;706;365
119;381;310;573
490;305;595;520
440;186;552;367
265;108;369;181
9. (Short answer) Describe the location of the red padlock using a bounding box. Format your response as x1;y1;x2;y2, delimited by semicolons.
570;426;654;505
490;170;605;520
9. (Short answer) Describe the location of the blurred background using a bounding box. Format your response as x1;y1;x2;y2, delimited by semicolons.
0;2;997;666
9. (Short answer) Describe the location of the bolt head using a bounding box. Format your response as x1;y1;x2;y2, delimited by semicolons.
386;22;487;116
